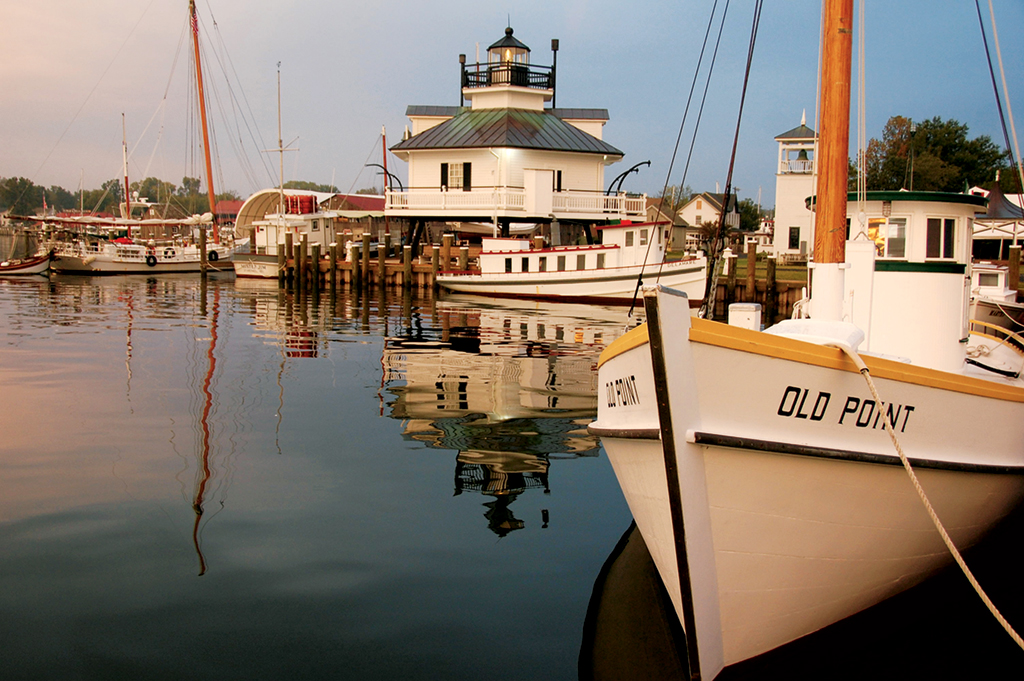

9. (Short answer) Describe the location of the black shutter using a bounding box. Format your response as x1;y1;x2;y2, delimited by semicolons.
462;162;472;191
440;163;448;189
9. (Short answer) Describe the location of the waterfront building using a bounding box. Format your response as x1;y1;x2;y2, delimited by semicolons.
387;27;645;242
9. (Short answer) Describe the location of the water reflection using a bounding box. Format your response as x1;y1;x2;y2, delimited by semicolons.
0;275;636;680
383;296;636;535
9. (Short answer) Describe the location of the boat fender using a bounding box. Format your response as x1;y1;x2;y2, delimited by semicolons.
208;250;219;262
164;247;176;259
145;255;157;267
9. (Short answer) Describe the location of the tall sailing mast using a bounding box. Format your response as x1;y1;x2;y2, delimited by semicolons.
809;0;853;321
189;0;219;244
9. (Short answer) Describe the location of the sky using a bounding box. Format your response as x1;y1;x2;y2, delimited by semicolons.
2;0;1023;210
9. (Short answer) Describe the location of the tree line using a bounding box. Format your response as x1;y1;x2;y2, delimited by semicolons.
0;176;242;218
853;115;1019;193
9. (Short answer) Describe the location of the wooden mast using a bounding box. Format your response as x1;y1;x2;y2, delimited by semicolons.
190;0;219;244
810;0;853;319
122;113;131;228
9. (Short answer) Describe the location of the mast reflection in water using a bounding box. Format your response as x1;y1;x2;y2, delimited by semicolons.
0;276;636;681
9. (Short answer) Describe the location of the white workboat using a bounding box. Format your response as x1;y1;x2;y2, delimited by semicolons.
437;221;707;306
970;260;1024;330
589;3;1024;678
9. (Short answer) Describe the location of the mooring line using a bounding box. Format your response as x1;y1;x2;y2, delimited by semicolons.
833;342;1024;650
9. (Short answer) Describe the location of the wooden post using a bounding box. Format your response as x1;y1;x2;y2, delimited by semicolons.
277;248;286;288
329;243;337;292
766;255;778;325
746;242;757;303
403;245;412;288
293;241;303;293
431;245;440;287
377;243;386;288
384;230;392;258
1010;245;1022;300
361;232;372;286
441;233;453;270
199;226;208;275
458;246;468;271
727;254;737;311
351;244;362;291
311;243;321;293
248;227;257;253
284;232;294;283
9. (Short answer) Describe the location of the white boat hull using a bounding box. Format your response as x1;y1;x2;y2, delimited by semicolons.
51;243;234;274
0;252;51;275
591;286;1024;678
233;254;281;278
437;259;706;305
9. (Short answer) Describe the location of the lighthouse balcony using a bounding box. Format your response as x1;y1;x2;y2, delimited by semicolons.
385;186;646;221
462;62;554;90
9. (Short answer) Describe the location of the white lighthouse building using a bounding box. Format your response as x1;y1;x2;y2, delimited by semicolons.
770;113;817;259
386;27;645;241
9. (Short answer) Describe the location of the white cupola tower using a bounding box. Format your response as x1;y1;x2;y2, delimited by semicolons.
771;112;817;259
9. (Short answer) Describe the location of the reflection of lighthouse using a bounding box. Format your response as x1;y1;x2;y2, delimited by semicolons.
455;449;550;537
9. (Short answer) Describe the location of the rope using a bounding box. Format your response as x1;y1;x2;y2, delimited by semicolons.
834;342;1024;650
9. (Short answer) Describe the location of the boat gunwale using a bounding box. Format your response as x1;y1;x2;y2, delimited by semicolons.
597;317;1024;403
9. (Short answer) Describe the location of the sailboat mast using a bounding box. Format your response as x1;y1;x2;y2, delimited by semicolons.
810;0;853;320
122;113;131;229
278;64;285;217
190;0;219;244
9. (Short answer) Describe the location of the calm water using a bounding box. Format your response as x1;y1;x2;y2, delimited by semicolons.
2;267;1022;680
0;272;634;680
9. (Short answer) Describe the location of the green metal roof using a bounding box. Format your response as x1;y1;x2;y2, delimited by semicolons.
391;108;624;156
775;123;816;140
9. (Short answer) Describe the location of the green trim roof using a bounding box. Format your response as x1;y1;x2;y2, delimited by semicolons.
391;108;624;156
775;123;816;140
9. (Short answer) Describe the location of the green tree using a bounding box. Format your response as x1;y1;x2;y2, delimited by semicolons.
179;176;202;197
853;115;1007;192
355;186;382;195
284;180;339;192
655;183;693;214
0;177;43;215
131;177;177;203
737;197;762;232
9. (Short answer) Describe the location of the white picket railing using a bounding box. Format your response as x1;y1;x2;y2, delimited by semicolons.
386;188;645;219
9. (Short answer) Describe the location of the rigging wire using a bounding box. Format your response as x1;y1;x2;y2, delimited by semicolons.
626;0;728;319
13;0;159;210
698;0;764;320
975;0;1024;200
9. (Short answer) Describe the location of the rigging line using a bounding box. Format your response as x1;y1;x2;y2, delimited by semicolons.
346;135;385;196
982;0;1024;199
974;1;1020;196
207;13;276;187
700;0;763;320
199;9;273;191
855;0;867;233
627;0;726;318
21;0;159;191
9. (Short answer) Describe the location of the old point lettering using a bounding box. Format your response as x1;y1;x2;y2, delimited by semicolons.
777;385;915;433
606;375;640;408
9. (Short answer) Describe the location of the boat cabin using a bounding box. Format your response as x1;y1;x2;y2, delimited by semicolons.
476;221;670;274
834;191;987;371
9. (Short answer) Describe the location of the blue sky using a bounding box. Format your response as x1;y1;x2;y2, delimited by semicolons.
2;0;1022;209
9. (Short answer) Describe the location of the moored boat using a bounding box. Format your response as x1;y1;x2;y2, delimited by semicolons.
0;250;51;275
437;222;707;305
970;260;1024;330
589;2;1024;677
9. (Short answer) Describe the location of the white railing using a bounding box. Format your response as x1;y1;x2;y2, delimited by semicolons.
387;188;645;218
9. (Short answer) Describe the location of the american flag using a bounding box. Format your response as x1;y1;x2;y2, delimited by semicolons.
190;7;198;35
